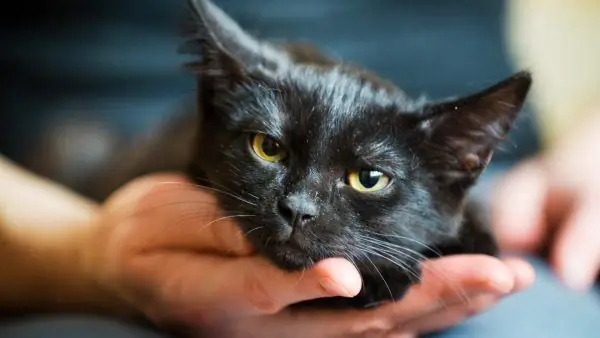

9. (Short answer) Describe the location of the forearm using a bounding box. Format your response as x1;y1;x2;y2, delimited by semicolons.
0;219;120;316
0;156;129;317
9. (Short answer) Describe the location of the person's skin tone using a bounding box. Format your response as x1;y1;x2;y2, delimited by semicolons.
492;107;600;292
0;155;534;337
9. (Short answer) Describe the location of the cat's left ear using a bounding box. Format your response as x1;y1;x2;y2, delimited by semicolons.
415;71;532;190
181;0;286;82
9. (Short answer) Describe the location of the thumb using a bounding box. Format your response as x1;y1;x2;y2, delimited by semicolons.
222;256;362;315
491;159;549;252
133;253;361;320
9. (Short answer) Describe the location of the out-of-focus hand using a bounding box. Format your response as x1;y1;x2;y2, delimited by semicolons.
492;108;600;291
83;174;533;337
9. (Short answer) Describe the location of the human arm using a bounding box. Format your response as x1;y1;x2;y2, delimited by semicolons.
0;154;128;316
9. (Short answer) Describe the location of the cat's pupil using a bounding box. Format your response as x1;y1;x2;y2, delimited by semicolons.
358;170;383;188
261;137;281;157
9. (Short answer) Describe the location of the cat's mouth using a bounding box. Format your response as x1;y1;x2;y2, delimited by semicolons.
264;240;318;271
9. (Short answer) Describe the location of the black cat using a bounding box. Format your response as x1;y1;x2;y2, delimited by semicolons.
87;0;531;310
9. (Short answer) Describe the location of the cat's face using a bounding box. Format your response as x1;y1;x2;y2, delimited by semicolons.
195;67;445;270
185;0;531;271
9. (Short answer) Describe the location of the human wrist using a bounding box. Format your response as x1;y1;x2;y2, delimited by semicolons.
0;155;139;318
0;215;135;318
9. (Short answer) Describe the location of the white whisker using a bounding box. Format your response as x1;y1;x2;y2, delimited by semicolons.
198;214;256;233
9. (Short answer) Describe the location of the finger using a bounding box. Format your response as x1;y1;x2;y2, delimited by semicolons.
552;192;600;291
106;174;254;256
501;256;536;293
396;294;499;335
390;257;534;335
226;309;368;338
239;257;530;338
387;254;516;321
491;159;549;252
131;253;361;319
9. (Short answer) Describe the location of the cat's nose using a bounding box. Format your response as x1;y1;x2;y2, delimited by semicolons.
277;194;319;229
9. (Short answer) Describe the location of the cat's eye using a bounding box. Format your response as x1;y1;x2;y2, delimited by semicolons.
346;169;390;192
250;133;287;163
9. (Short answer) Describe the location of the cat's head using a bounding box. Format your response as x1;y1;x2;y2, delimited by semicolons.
183;0;531;271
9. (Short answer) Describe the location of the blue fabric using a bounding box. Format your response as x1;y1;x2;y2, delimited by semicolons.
427;256;600;338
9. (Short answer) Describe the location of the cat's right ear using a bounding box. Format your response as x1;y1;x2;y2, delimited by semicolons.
180;0;286;84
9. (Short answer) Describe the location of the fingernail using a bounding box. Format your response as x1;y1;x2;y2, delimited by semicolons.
562;260;592;291
319;278;352;297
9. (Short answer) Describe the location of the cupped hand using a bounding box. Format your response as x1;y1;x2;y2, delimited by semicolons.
223;255;533;338
492;109;600;291
83;174;361;325
82;174;533;337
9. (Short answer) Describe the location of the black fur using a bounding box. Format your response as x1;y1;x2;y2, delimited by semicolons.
177;0;532;310
90;0;531;310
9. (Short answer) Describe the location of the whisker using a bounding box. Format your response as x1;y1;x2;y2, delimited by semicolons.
363;230;442;257
193;176;259;200
364;254;395;305
343;252;365;293
244;226;264;237
357;237;469;307
293;268;307;288
129;200;222;218
198;214;256;233
357;235;430;263
156;181;257;207
356;244;422;283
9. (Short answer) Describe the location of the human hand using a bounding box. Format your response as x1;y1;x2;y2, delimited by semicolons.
492;109;600;291
82;174;533;337
82;174;362;325
220;255;533;338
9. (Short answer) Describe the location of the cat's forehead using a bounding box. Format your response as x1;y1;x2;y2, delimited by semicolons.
238;66;413;166
230;64;417;151
284;65;409;115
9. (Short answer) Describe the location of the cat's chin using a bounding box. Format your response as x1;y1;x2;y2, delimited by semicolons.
263;242;318;271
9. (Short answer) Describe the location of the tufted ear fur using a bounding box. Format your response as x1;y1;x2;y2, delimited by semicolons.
415;71;532;195
180;0;288;84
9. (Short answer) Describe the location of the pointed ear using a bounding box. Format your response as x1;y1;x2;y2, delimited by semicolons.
181;0;287;82
415;71;532;192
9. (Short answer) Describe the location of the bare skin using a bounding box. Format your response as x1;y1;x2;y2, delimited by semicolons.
0;156;534;337
492;108;600;292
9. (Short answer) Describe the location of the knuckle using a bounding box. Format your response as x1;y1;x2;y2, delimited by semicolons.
243;271;281;314
348;312;395;337
210;221;230;251
464;294;495;317
214;222;254;255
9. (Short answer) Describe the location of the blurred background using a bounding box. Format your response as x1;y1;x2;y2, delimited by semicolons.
1;0;545;194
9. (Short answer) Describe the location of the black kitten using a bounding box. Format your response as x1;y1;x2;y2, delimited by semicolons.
177;0;532;310
88;0;531;310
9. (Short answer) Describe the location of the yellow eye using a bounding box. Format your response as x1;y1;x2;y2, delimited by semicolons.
347;169;390;192
250;133;287;163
